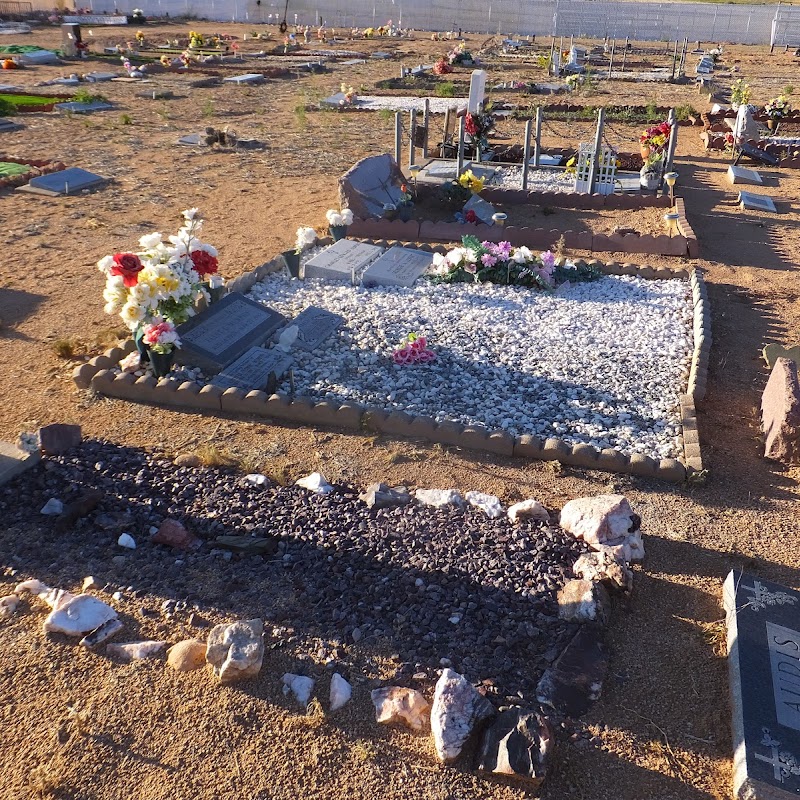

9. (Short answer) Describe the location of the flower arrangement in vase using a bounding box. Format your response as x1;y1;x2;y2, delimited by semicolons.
325;208;353;240
764;95;791;131
730;79;752;110
339;83;358;106
433;58;453;75
464;106;495;160
397;183;414;221
142;319;182;377
283;226;316;277
639;120;670;161
97;208;218;362
640;151;664;190
447;42;473;65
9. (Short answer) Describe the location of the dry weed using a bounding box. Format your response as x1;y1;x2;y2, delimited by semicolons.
194;444;238;468
51;338;80;359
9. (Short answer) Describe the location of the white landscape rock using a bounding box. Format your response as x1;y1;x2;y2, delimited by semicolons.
431;668;496;763
573;548;633;593
117;533;136;549
415;488;463;509
283;673;315;706
329;672;352;711
295;472;333;495
0;594;19;620
244;473;269;487
508;499;550;523
206;618;264;683
15;579;118;636
40;498;63;515
557;579;611;624
371;686;431;731
465;491;503;518
560;494;644;563
107;640;166;661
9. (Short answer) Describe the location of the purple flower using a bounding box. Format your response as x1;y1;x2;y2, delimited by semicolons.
540;250;556;273
481;254;497;267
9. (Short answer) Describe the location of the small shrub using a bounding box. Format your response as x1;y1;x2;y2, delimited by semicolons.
294;102;307;128
645;100;659;120
435;81;456;97
784;84;795;96
202;99;215;117
195;444;237;468
51;338;79;359
0;97;16;116
120;113;132;125
674;104;698;121
73;88;107;104
378;108;394;123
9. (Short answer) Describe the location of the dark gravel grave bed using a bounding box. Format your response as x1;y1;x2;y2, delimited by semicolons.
0;439;587;702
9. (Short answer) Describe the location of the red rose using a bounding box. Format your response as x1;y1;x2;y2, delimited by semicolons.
465;210;478;224
190;249;218;276
110;252;144;287
465;113;478;136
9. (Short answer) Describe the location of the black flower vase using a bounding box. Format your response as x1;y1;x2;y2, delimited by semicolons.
149;349;176;378
133;324;150;363
282;249;301;278
329;225;348;241
399;203;414;222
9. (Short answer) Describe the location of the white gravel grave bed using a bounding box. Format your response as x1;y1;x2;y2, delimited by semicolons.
344;95;467;113
492;165;575;192
248;272;694;459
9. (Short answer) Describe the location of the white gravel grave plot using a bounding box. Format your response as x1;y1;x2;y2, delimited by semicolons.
492;165;575;192
348;95;467;113
248;274;694;459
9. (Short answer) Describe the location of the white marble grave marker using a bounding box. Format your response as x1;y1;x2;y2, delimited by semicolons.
467;69;487;113
727;165;763;185
361;247;434;288
739;191;777;212
303;239;384;282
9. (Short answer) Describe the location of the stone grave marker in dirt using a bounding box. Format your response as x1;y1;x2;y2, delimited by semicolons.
177;133;204;146
16;167;106;196
321;92;347;108
291;307;344;350
0;118;21;132
304;239;384;282
210;346;293;390
338;154;407;219
739;191;777;212
361;246;434;288
175;293;285;373
0;441;40;487
463;193;497;224
54;100;114;114
84;72;121;82
467;69;487;113
723;570;800;800
728;165;763;185
19;49;60;65
222;74;265;84
737;142;781;167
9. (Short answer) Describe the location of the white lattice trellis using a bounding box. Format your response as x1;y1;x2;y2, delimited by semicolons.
573;142;617;195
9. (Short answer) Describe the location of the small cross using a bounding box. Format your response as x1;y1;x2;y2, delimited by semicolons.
755;744;785;782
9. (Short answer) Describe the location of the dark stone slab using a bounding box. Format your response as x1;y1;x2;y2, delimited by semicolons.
291;306;344;351
18;168;107;196
338;153;407;220
210;346;292;390
724;570;800;799
175;293;285;374
536;627;607;717
739;142;781;167
38;423;81;455
476;709;553;787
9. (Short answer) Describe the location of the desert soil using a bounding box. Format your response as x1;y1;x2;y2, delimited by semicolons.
0;23;799;800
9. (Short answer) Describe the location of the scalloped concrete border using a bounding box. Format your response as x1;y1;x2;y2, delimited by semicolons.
75;248;706;483
701;133;800;167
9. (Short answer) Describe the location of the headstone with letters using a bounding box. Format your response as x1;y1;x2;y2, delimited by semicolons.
210;346;292;390
361;246;433;288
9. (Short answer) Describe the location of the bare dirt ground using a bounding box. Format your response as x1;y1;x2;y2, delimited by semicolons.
0;24;799;800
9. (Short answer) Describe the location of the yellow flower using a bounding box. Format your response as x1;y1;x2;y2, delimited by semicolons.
458;169;475;188
470;175;484;193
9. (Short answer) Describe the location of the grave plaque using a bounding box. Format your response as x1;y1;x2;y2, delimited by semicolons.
303;239;384;282
738;142;781;167
361;246;434;288
728;165;763;185
54;100;114;114
18;167;106;196
292;306;344;350
210;346;292;390
321;92;347;108
724;570;800;800
222;73;265;84
463;193;497;224
175;293;285;373
739;191;777;213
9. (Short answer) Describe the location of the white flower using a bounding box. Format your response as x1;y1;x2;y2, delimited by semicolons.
182;208;200;221
102;275;127;313
120;301;146;329
97;255;115;274
465;248;480;264
563;259;577;270
511;246;533;264
341;208;353;225
446;247;466;266
326;209;343;226
138;232;163;250
295;226;317;252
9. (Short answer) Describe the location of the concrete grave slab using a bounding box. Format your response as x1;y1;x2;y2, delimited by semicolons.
728;165;763;185
177;133;204;146
210;346;292;390
338;153;407;219
304;239;384;282
0;441;40;487
55;100;114;114
361;246;434;288
19;49;60;65
17;167;106;196
291;306;344;350
724;570;800;800
739;191;777;212
175;293;285;374
0;85;21;92
321;91;348;108
84;72;121;82
0;118;22;132
463;193;497;224
341;59;367;65
371;51;392;59
222;73;265;84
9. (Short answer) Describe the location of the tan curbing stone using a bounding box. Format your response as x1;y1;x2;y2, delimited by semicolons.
485;431;514;456
73;363;97;390
381;410;414;436
456;426;490;451
362;407;388;432
684;442;702;463
431;420;465;446
569;443;599;467
514;434;544;459
407;415;439;439
602;262;625;275
628;453;659;477
638;266;657;279
89;354;114;370
683;428;700;446
307;400;340;427
263;393;293;419
284;397;317;424
658;459;687;482
597;448;630;472
336;403;364;430
196;385;223;410
654;267;674;280
619;263;639;275
541;437;570;460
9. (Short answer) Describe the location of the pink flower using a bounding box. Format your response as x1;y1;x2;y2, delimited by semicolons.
464;261;477;274
540;250;556;271
481;254;497;267
410;336;427;350
393;348;412;365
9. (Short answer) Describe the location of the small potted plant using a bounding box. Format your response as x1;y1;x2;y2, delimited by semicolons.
284;226;316;277
640;151;663;191
142;319;181;377
325;208;354;241
764;95;790;132
397;183;414;221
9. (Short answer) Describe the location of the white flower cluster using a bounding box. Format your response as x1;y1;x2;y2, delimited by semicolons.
325;208;354;227
295;226;317;254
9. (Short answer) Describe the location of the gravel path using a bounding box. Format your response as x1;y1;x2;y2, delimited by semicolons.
249;272;694;459
0;441;586;699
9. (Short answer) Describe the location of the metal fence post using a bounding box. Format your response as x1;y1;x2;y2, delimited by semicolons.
522;119;532;191
588;107;604;195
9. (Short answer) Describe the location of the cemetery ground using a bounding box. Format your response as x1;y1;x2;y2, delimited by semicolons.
0;22;799;800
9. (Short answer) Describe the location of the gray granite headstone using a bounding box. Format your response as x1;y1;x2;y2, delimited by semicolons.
304;239;384;282
84;72;121;82
361;246;433;288
724;570;800;800
54;100;114;114
371;51;391;59
19;49;60;65
175;293;285;373
292;306;344;350
338;153;406;219
728;165;763;185
222;73;265;84
321;91;348;108
210;346;292;390
0;118;21;132
739;191;777;212
740;142;781;167
17;167;106;196
178;133;204;146
463;193;497;224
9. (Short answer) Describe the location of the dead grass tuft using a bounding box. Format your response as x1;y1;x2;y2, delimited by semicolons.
194;444;238;468
51;338;80;359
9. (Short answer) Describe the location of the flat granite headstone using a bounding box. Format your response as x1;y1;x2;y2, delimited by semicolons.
210;346;292;390
292;306;344;350
0;118;21;132
724;570;800;799
222;73;265;84
0;441;40;488
739;142;781;167
463;193;497;224
175;293;285;373
178;133;204;146
321;91;348;108
341;59;367;66
371;51;391;59
361;246;434;288
17;167;106;196
84;72;121;82
304;238;384;282
728;165;763;185
19;49;60;65
739;191;777;213
54;100;114;114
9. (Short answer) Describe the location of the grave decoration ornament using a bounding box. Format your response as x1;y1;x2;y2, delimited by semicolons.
639;120;670;160
141;319;182;377
97;208;217;334
339;83;357;106
447;42;473;65
764;95;790;131
325;208;353;241
640;151;664;190
397;183;414;221
282;226;317;277
429;235;601;289
464;106;495;160
731;79;752;110
392;332;436;365
433;58;453;75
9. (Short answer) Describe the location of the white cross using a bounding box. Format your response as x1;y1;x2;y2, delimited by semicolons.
755;744;786;782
